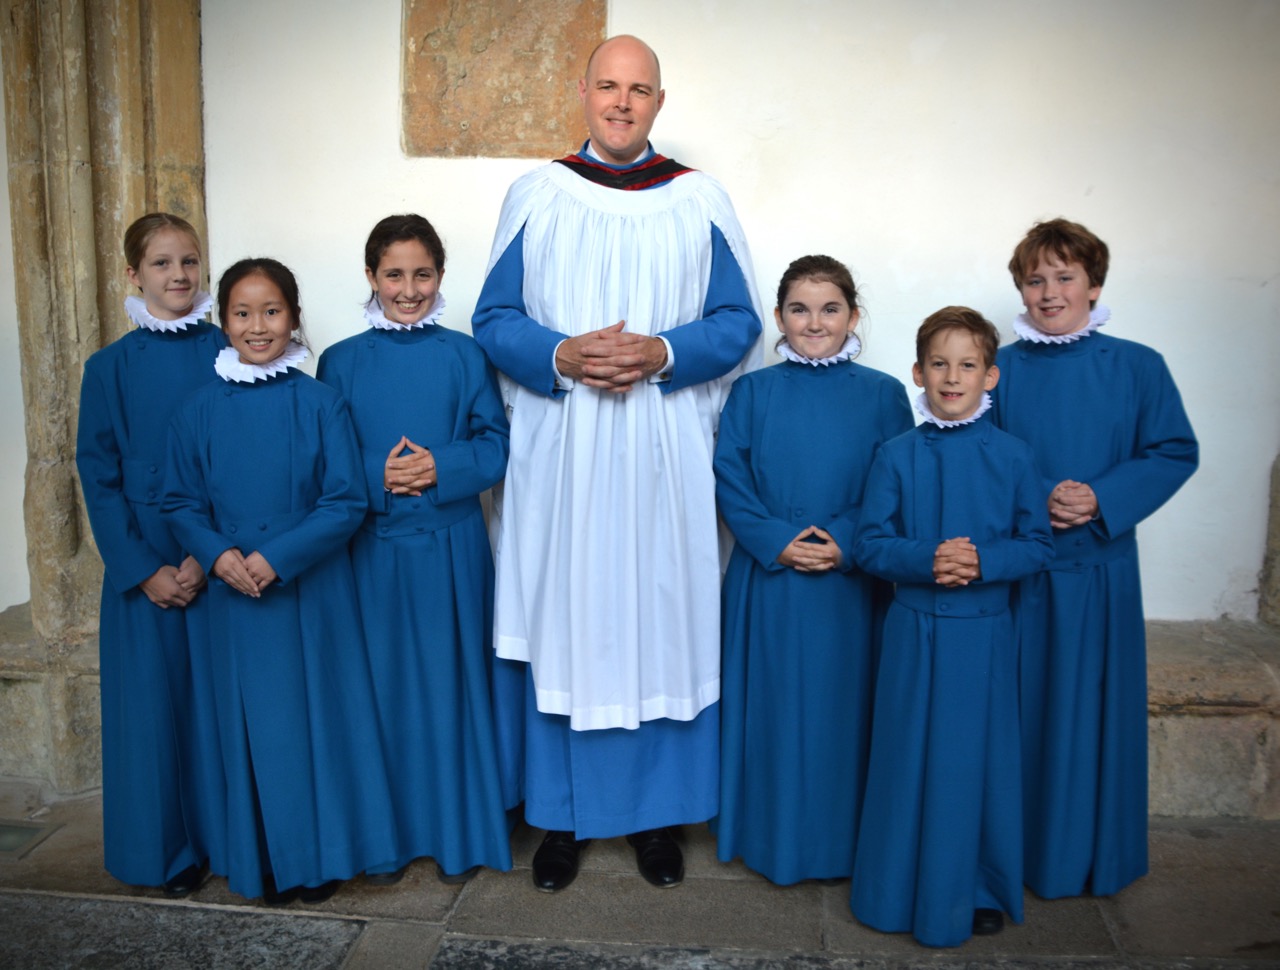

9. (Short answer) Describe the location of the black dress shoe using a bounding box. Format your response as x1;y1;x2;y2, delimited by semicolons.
532;829;589;893
626;828;683;888
162;863;207;898
972;908;1005;935
299;880;341;905
261;874;300;906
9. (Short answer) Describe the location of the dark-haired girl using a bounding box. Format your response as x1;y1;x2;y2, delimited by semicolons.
163;257;397;904
317;215;518;884
713;255;912;884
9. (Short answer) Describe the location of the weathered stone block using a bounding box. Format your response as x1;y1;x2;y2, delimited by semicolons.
0;673;48;777
402;0;605;158
47;668;102;793
1149;714;1276;817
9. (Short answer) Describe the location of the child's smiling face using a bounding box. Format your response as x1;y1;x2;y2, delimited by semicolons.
125;227;201;320
913;327;999;422
366;239;441;326
225;272;297;366
775;278;859;360
1019;253;1101;336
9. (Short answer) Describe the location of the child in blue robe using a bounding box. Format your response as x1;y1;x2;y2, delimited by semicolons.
993;219;1197;898
850;307;1053;948
316;214;519;885
714;255;911;884
76;213;224;895
163;257;398;904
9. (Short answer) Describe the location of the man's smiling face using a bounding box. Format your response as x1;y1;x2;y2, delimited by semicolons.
578;36;664;165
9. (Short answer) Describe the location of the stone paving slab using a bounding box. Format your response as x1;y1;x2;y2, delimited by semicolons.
822;885;1121;959
0;892;360;969
429;937;1272;969
451;867;825;951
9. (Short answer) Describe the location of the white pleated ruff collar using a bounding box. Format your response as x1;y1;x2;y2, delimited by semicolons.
1013;305;1111;344
776;333;862;367
214;341;309;383
125;292;213;333
914;391;992;428
363;293;447;331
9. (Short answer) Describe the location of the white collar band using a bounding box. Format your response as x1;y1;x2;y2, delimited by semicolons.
215;340;309;383
364;293;447;331
1013;304;1111;344
125;291;213;333
914;391;992;428
776;332;862;367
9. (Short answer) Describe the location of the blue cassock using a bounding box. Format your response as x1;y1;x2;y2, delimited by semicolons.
992;332;1197;898
163;368;398;898
849;416;1053;948
76;322;226;886
712;358;911;884
472;148;762;836
317;323;522;876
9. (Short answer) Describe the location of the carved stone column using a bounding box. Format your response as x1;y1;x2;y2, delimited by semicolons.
0;0;206;791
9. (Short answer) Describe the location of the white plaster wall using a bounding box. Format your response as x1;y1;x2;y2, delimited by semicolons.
0;44;30;609
202;0;1280;622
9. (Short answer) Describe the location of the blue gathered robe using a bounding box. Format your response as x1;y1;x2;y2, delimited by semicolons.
849;416;1054;949
992;332;1197;898
316;323;522;875
76;322;226;886
712;358;911;884
472;146;763;836
163;368;398;898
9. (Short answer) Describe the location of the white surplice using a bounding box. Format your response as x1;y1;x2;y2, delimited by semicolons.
484;161;762;731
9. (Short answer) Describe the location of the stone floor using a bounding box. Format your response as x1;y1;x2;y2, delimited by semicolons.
1;784;1277;969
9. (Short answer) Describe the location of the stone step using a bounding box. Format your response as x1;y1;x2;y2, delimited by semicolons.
1147;619;1279;818
3;603;1278;817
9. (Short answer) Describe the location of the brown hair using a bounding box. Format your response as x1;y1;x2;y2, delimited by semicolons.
364;213;446;281
775;254;861;314
916;306;999;369
123;212;201;271
1008;218;1109;295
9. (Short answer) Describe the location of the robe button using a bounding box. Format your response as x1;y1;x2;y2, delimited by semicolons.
147;490;156;500
411;501;420;509
416;525;425;532
367;339;376;348
380;526;389;536
259;523;268;531
1074;538;1084;546
149;465;158;474
940;603;950;612
228;525;238;534
979;607;989;615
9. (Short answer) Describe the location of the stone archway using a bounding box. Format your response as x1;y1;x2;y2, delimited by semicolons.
0;0;205;791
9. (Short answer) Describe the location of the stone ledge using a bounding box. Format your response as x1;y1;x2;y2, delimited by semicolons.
1;603;1277;816
1147;619;1280;715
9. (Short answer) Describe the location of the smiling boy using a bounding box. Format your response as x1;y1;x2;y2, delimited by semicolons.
849;307;1053;948
993;219;1198;899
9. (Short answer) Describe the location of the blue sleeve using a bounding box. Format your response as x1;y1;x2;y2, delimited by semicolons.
713;378;801;570
472;224;565;398
424;354;510;504
1090;355;1198;539
661;224;762;393
823;378;914;570
853;446;938;583
75;360;165;592
255;396;369;583
163;405;231;575
973;449;1055;582
316;345;393;515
